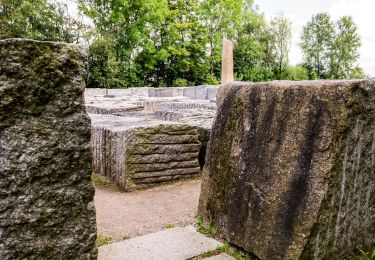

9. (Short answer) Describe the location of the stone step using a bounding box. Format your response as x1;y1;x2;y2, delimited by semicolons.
98;225;222;260
206;253;235;260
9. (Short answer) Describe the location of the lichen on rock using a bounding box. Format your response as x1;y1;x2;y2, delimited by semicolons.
0;39;97;259
198;79;375;259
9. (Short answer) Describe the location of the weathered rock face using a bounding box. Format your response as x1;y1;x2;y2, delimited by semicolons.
87;86;217;189
91;114;202;190
199;80;375;259
0;39;97;259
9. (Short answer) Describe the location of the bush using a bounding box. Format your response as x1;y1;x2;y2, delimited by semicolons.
173;78;189;87
282;66;309;80
204;75;220;85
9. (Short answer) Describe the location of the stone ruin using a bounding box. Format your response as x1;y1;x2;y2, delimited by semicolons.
199;80;375;259
1;37;373;260
0;39;97;258
87;86;219;190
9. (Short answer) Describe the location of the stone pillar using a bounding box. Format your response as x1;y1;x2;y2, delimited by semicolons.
199;80;375;259
0;39;97;259
221;39;234;85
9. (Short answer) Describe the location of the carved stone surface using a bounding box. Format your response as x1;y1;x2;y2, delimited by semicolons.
91;115;202;190
0;39;97;259
87;86;218;189
199;80;375;259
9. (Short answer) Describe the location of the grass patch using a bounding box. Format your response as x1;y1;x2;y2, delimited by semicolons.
92;174;125;192
195;216;252;259
346;240;375;260
122;235;130;240
196;216;216;237
190;242;252;260
166;223;175;228
96;235;112;247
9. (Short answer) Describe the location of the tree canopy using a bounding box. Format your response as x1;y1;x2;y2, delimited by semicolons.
0;1;367;87
300;13;366;79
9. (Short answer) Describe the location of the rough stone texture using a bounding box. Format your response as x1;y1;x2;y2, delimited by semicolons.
199;80;375;260
91;115;202;190
0;39;97;259
87;86;218;189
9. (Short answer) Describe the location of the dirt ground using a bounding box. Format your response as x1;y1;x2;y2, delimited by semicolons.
94;179;202;241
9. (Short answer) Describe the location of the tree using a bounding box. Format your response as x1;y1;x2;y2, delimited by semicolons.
135;0;209;87
350;67;368;79
282;65;309;81
0;0;81;42
81;0;169;87
234;11;277;82
300;13;365;80
86;38;121;88
199;0;245;81
270;16;292;79
329;16;361;79
300;13;335;79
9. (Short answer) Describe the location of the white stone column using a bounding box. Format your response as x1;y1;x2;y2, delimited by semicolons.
221;38;234;85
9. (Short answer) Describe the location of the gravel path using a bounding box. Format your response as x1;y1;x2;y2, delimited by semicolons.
95;179;201;241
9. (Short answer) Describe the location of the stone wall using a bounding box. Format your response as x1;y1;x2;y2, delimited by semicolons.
0;39;97;259
85;85;219;100
199;80;375;259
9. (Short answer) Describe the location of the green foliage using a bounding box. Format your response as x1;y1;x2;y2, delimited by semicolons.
330;16;361;79
281;66;309;81
173;78;189;87
233;7;278;82
196;216;217;237
92;174;125;192
270;16;292;79
165;223;175;228
351;67;368;79
81;0;282;87
96;235;112;247
86;38;122;88
3;0;366;86
357;240;375;260
358;248;375;260
300;13;365;79
204;75;220;85
193;240;251;260
122;235;130;240
0;0;83;42
300;13;335;79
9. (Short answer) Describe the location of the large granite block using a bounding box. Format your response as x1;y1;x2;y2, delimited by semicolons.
91;115;202;190
0;39;97;259
199;80;375;259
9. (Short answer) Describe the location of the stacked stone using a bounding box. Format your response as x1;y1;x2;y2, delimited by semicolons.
91;115;202;190
155;101;216;112
86;104;143;114
126;125;201;186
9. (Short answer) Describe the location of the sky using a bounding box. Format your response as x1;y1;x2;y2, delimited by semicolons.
255;0;375;76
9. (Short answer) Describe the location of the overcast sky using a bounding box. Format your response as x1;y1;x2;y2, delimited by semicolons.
255;0;375;76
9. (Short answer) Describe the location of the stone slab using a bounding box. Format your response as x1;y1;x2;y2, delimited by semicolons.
98;225;222;260
206;253;235;260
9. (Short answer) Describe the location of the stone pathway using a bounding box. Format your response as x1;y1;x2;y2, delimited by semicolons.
98;225;233;260
205;253;234;260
